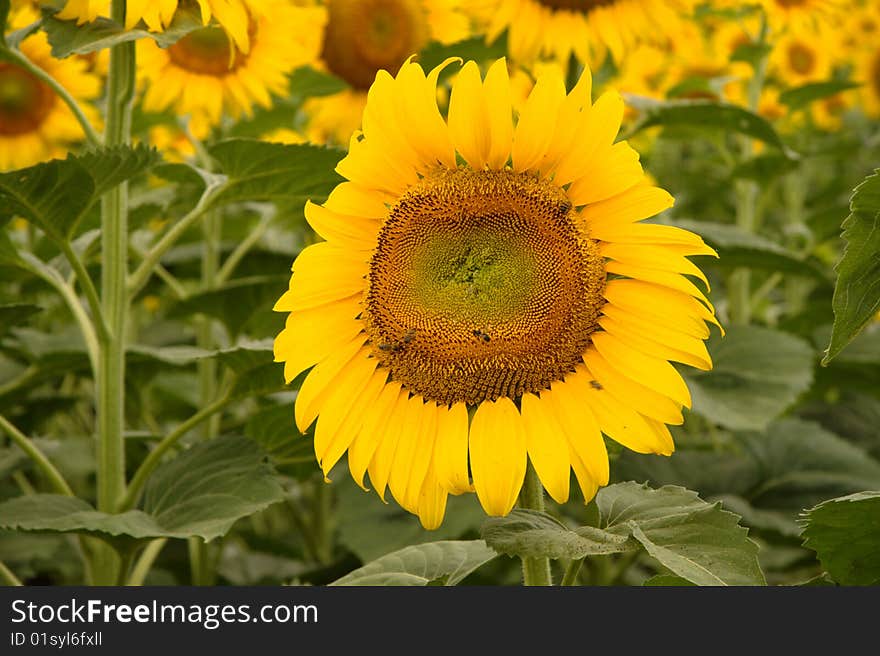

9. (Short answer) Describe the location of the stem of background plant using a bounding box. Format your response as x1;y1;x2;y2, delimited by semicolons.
0;414;74;496
518;461;553;586
94;0;135;585
312;476;334;565
187;209;222;585
728;14;769;326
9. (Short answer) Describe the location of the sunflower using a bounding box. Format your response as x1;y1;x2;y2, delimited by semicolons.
297;0;471;145
273;58;720;528
56;0;257;53
137;3;313;136
769;27;833;87
479;0;696;68
757;0;844;32
0;11;101;171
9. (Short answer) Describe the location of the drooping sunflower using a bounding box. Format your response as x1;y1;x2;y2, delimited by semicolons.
274;58;720;528
137;2;315;136
295;0;471;145
56;0;257;52
479;0;696;67
0;9;101;171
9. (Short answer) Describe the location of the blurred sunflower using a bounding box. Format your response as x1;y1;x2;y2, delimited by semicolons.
0;7;101;170
479;0;695;67
856;44;880;118
56;0;261;52
274;58;720;528
137;3;314;136
758;0;843;32
769;27;832;87
296;0;470;145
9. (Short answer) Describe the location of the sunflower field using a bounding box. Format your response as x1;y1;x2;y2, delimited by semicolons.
0;0;878;590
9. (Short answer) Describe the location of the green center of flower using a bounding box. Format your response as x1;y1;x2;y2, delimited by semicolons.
536;0;618;13
167;25;251;76
321;0;428;90
0;63;55;136
365;168;606;406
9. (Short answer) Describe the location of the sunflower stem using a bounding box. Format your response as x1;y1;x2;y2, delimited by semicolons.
561;558;584;586
518;461;553;586
94;0;135;584
127;538;167;586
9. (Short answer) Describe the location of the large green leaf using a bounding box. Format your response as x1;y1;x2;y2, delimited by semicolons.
0;436;285;547
142;434;286;542
672;219;829;280
0;145;159;242
824;170;880;364
42;5;203;57
779;80;861;111
208;340;287;400
626;99;788;151
0;304;41;337
616;418;880;537
801;491;880;585
482;483;764;586
208;139;344;211
330;540;497;586
685;325;814;431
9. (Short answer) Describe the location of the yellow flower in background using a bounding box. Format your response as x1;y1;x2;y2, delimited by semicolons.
479;0;695;67
811;90;856;131
299;0;470;146
137;3;312;136
273;58;720;528
758;0;844;32
56;0;257;53
769;27;833;87
0;18;101;171
856;44;880;118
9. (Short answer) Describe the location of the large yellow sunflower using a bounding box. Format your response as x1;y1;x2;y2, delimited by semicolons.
273;58;720;529
480;0;696;67
56;0;258;53
296;0;471;145
0;10;101;171
137;3;313;136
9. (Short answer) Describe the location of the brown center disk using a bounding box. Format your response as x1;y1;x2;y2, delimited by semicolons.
167;23;254;76
321;0;428;90
536;0;618;12
364;169;606;406
0;63;55;136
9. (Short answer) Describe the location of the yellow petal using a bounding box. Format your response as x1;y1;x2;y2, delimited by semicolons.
599;314;713;371
447;60;490;170
324;182;391;219
590;332;692;408
583;348;683;425
512;67;566;172
469;398;527;516
600;242;712;290
304;201;378;251
553;90;624;186
546;378;609;487
287;242;368;311
581;184;674;230
395;58;457;169
567;141;643;206
605;260;711;306
294;340;369;432
520;392;571;504
483;58;514;169
603;279;719;338
417;463;449;530
367;389;410;501
388;396;438;513
539;67;592;176
434;403;472;494
348;381;402;489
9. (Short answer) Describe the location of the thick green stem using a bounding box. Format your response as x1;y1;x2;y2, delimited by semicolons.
518;461;553;586
60;241;110;342
118;394;232;512
0;414;75;496
128;539;167;586
94;2;135;584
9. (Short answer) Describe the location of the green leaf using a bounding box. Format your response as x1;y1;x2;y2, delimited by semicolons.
0;145;159;242
779;80;860;111
207;340;286;400
685;325;814;431
802;491;880;585
671;219;829;280
0;0;10;45
482;484;764;585
330;540;497;586
481;510;634;560
42;5;203;57
142;435;286;542
643;574;695;586
730;42;772;68
824;170;880;364
208;139;344;211
0;436;285;547
731;153;799;182
0;304;41;337
244;404;312;465
596;483;765;586
626;99;789;151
